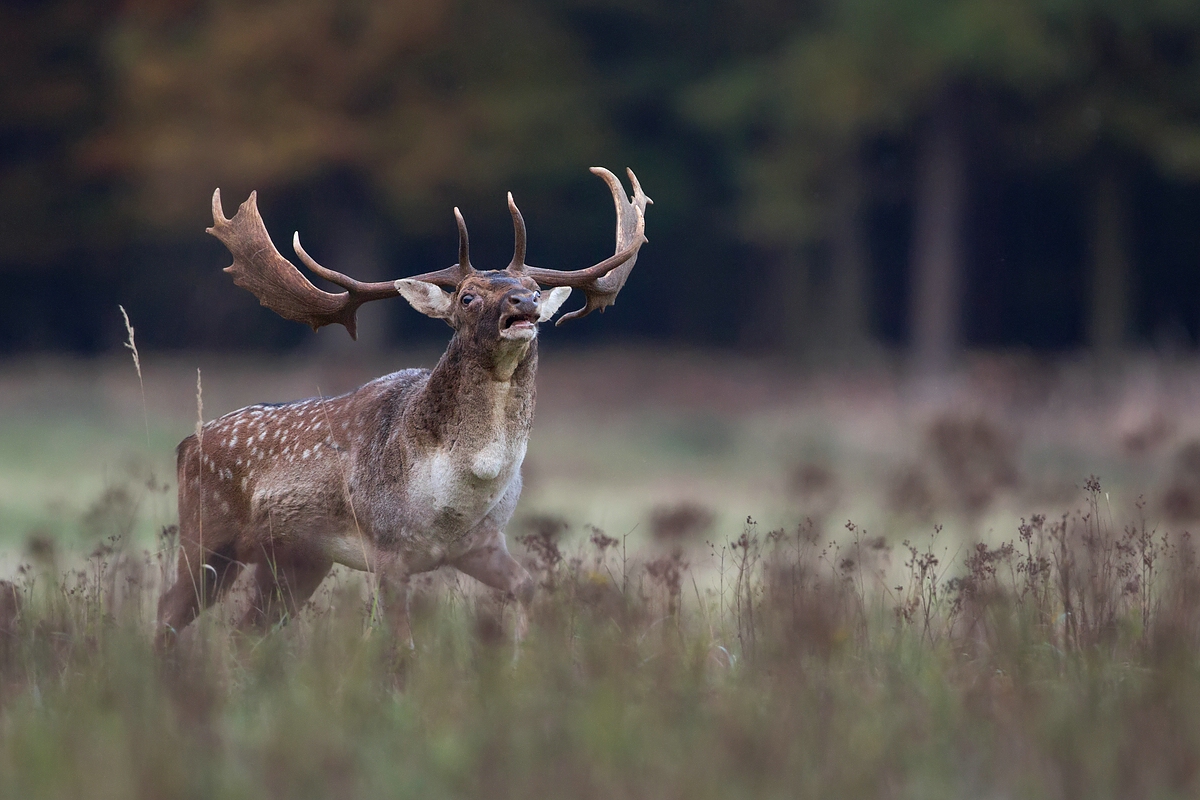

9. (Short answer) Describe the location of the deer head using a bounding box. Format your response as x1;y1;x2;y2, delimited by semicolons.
207;167;651;343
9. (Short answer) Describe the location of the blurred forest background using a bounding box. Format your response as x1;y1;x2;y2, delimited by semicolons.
3;0;1200;367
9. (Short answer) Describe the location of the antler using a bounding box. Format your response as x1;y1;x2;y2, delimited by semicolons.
510;167;651;325
208;191;476;338
209;190;398;339
210;168;645;336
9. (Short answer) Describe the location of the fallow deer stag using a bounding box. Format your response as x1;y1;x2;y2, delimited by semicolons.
156;167;650;648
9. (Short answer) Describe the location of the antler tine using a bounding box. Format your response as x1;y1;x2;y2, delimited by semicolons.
403;207;477;288
507;192;527;270
455;207;470;268
292;232;394;300
518;167;651;324
212;187;227;226
208;189;399;340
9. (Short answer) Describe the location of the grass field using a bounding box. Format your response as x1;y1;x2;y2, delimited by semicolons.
4;348;1200;797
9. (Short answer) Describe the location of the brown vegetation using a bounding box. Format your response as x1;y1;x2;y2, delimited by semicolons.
3;476;1200;795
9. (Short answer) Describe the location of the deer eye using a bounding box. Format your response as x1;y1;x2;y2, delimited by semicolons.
460;293;475;306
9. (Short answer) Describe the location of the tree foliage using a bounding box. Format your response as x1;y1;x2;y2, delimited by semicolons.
90;0;610;233
3;0;1200;352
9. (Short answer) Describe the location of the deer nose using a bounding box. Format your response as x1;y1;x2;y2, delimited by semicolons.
506;290;538;315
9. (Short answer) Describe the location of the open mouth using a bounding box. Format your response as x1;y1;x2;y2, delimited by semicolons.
500;312;538;338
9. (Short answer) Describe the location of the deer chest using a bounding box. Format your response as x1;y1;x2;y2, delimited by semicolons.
403;434;528;536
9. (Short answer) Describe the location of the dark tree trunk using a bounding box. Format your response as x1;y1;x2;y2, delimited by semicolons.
827;146;871;358
909;96;968;373
316;215;389;354
1087;158;1132;352
776;245;814;356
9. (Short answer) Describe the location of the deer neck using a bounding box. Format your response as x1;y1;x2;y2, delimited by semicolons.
405;334;538;471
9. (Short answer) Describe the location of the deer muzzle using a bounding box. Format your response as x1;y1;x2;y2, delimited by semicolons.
499;291;540;340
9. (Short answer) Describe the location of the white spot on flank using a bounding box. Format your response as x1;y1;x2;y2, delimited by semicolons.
302;448;311;459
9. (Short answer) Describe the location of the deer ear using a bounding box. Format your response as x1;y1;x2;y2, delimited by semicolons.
537;287;572;322
396;279;453;319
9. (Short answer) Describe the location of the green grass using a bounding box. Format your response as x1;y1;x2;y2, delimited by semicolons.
0;417;176;546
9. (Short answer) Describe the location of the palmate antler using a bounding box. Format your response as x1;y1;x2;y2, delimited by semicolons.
208;191;393;339
506;167;651;324
208;168;649;336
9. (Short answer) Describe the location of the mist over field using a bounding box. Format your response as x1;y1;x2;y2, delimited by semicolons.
5;348;1195;557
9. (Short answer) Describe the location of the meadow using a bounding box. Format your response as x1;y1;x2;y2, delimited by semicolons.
3;348;1200;798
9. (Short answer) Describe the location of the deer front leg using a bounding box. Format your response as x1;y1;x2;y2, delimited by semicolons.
373;557;414;651
383;574;413;650
452;532;535;643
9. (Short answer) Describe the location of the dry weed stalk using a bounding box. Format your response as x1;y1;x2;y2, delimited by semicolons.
119;305;151;449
